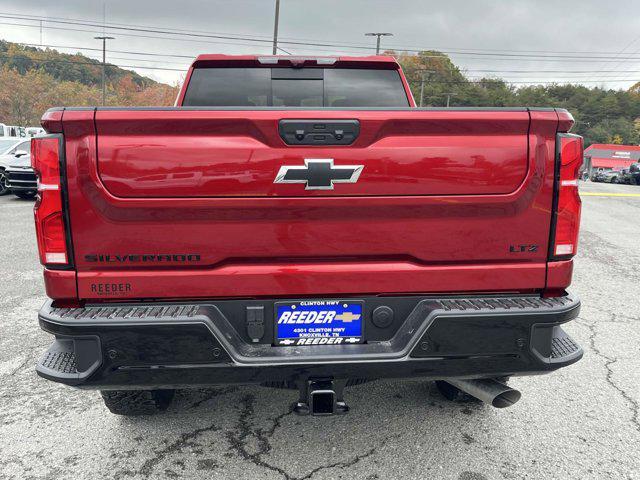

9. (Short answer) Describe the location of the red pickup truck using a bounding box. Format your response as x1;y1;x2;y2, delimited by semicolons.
33;55;583;416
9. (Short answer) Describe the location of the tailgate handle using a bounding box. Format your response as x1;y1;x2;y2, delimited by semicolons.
279;120;359;146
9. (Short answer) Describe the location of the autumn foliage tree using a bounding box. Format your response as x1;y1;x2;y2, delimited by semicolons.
0;66;179;125
0;41;179;126
0;67;99;125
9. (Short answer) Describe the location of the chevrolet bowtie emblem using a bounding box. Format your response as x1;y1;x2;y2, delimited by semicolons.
334;312;361;323
274;159;364;190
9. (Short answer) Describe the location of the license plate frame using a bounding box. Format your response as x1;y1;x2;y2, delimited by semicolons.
274;300;364;346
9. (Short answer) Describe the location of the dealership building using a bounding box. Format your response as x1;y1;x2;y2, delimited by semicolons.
583;144;640;176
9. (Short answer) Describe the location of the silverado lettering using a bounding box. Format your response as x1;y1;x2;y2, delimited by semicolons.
32;54;584;417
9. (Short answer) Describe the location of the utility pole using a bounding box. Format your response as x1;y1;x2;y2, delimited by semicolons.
364;32;393;54
39;20;43;46
272;0;280;55
94;36;114;106
443;92;456;107
418;70;435;107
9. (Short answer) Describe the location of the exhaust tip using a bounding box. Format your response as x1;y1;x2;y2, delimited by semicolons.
444;378;522;409
491;389;522;408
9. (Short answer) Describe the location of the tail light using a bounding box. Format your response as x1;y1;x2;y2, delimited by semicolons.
31;135;70;266
550;133;583;259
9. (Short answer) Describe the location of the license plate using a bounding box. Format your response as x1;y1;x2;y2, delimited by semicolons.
275;300;364;346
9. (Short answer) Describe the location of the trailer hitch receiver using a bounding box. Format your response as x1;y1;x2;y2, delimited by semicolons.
294;379;349;416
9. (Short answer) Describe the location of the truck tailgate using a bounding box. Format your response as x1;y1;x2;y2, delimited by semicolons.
61;108;560;300
95;110;529;197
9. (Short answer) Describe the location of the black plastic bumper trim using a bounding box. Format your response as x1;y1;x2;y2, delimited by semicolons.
39;294;580;368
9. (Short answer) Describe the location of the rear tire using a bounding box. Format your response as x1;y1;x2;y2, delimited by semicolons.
100;389;175;415
14;191;36;199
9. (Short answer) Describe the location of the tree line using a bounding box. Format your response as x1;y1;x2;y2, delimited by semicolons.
396;51;640;146
1;41;639;146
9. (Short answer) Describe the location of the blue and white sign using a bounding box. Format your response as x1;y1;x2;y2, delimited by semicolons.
275;300;363;346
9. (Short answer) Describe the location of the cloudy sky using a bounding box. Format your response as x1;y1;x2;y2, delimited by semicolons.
1;0;639;89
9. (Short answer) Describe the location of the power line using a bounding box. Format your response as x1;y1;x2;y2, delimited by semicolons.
4;13;640;62
436;79;638;85
5;11;640;60
12;41;196;59
4;42;193;66
0;24;637;87
1;46;639;85
0;52;187;72
0;21;294;53
0;49;637;81
101;56;188;66
0;30;640;73
404;75;640;85
6;42;640;83
4;19;640;67
611;42;640;83
2;52;637;85
10;41;640;75
2;37;639;86
591;32;640;83
0;12;286;42
6;10;640;58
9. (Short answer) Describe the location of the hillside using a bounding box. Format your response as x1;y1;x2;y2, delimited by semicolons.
0;40;179;125
0;40;155;88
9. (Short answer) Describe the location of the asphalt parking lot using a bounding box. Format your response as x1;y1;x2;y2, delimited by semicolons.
1;180;639;480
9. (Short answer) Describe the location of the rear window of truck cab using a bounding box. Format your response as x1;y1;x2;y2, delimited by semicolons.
182;67;410;107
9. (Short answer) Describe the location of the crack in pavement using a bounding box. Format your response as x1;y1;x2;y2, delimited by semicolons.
134;422;222;478
580;307;639;325
578;231;630;272
8;342;49;376
9;355;32;376
296;446;380;480
225;393;293;479
185;386;240;410
577;318;640;433
113;387;240;479
226;393;390;480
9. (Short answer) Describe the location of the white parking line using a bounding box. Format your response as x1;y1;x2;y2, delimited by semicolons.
581;192;640;197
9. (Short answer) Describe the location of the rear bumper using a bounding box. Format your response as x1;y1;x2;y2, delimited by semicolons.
36;293;583;389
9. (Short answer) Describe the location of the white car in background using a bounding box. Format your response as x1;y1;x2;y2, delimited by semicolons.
0;138;31;195
26;127;45;137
